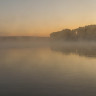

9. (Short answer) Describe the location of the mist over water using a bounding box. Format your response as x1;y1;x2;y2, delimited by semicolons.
1;0;96;95
1;39;96;96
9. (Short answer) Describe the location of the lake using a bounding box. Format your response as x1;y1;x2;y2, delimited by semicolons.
0;41;96;96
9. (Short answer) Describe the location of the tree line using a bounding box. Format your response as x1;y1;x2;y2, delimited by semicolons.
50;25;96;41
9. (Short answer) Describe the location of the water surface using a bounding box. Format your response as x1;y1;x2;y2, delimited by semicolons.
0;43;96;96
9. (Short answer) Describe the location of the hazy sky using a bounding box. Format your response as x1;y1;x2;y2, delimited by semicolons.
0;0;96;36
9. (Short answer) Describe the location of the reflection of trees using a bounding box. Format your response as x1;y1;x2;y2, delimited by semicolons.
50;25;96;41
50;43;96;58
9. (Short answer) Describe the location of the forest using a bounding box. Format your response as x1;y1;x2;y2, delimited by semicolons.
50;25;96;41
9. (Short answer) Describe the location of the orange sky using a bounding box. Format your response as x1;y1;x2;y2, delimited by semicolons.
0;0;96;37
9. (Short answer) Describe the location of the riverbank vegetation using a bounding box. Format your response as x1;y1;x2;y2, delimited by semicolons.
50;25;96;41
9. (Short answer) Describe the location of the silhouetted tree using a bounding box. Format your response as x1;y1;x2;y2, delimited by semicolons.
50;25;96;41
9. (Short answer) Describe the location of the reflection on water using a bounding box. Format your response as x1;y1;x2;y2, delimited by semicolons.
51;42;96;58
1;43;96;96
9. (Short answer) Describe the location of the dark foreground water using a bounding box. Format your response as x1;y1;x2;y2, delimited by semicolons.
1;42;96;96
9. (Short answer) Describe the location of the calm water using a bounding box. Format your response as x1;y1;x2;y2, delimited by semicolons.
1;43;96;96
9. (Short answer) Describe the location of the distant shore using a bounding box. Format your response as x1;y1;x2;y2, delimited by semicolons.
0;36;49;41
50;25;96;41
